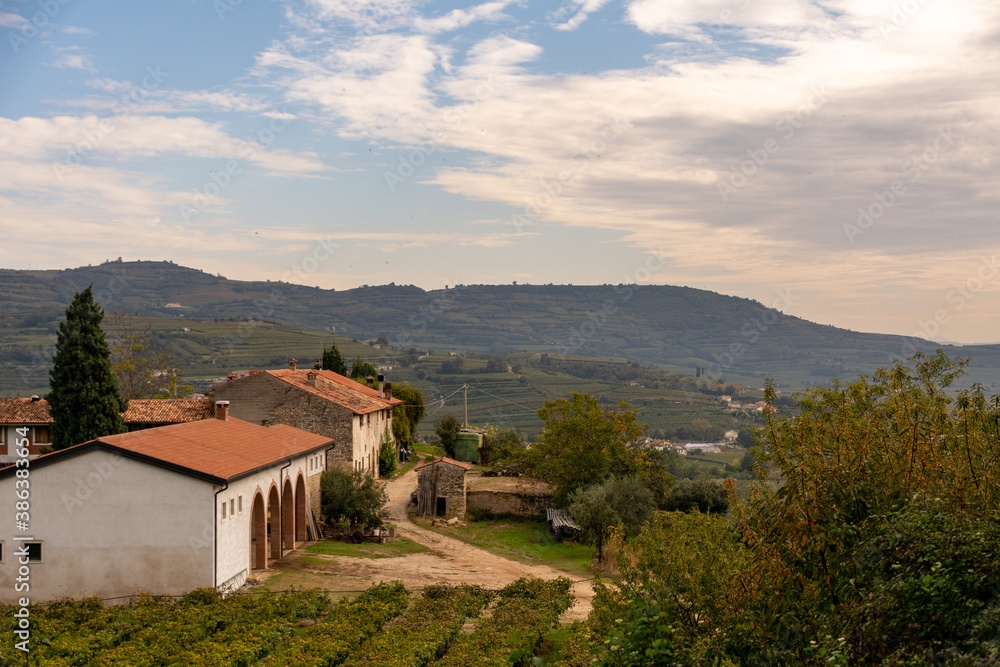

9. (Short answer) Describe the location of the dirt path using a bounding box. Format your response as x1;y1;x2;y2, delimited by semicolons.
271;467;593;622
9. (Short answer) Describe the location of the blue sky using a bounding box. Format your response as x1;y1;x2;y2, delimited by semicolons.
1;0;999;344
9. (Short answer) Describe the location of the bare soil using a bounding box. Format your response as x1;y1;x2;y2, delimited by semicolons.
261;467;593;622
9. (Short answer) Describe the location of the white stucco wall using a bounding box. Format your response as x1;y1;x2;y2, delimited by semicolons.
352;408;391;477
0;425;47;464
214;454;316;592
0;449;214;603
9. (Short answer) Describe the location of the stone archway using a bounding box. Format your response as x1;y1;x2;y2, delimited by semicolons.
295;474;307;542
267;484;281;560
282;478;294;552
250;491;266;570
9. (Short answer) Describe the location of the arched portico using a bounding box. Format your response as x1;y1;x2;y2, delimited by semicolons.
295;474;307;542
267;484;281;560
250;491;266;570
282;477;294;552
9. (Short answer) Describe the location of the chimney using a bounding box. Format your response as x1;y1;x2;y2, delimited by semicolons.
378;373;385;399
215;400;230;421
30;395;40;402
367;375;374;389
288;358;298;370
307;370;317;387
384;382;392;401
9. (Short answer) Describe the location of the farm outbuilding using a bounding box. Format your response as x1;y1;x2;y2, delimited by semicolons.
0;402;331;603
414;457;472;518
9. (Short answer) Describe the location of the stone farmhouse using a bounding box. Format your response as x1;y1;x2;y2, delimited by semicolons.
0;402;330;603
0;397;217;464
207;365;402;477
415;457;473;518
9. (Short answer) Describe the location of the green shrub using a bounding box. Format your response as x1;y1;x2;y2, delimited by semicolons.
660;478;729;514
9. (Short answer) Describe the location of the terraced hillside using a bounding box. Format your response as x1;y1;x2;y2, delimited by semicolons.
2;260;998;393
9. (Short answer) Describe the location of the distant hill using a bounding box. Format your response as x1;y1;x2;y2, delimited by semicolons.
1;259;998;393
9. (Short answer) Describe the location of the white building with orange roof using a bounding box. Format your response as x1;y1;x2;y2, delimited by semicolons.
0;402;331;603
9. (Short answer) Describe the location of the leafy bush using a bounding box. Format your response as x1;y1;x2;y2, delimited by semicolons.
659;478;729;514
320;467;389;529
845;500;1000;664
574;352;1000;664
569;476;655;561
435;415;461;458
379;428;398;477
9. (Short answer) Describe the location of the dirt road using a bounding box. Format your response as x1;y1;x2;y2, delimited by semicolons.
275;467;594;621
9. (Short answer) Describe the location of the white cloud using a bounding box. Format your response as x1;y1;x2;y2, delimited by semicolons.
0;10;25;28
0;115;327;174
62;25;96;36
552;0;613;31
274;33;441;141
53;48;95;72
627;0;829;34
413;1;514;34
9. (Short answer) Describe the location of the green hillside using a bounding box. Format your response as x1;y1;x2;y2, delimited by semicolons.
2;259;997;399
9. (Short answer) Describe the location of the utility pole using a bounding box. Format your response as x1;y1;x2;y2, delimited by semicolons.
463;384;468;427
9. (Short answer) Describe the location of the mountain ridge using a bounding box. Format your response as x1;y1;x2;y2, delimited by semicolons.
1;260;997;391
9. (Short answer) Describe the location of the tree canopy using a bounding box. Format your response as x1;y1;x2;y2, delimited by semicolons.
317;343;348;375
106;312;191;399
435;414;461;458
569;475;654;562
350;355;379;382
320;467;388;529
567;351;1000;665
391;383;425;448
47;287;128;450
523;393;646;506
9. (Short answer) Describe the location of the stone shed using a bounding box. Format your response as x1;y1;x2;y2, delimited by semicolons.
415;457;473;518
465;473;554;518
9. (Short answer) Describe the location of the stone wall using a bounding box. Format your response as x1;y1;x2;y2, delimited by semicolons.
417;461;467;518
466;489;553;518
209;374;356;473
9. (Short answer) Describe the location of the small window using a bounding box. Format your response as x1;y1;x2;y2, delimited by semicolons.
25;542;42;563
222;502;227;520
34;426;51;443
230;499;235;516
0;541;4;564
238;496;243;514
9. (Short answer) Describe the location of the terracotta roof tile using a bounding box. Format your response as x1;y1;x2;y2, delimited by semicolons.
0;398;53;424
123;398;215;424
265;369;403;415
0;398;215;426
414;456;474;471
96;416;331;481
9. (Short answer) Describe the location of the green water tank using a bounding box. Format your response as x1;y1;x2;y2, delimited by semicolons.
454;432;482;463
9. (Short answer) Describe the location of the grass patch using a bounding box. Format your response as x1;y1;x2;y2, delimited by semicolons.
256;570;361;601
298;556;327;566
394;455;420;478
419;517;592;578
413;442;446;458
306;538;431;559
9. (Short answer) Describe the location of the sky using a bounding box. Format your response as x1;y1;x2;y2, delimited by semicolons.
1;0;998;345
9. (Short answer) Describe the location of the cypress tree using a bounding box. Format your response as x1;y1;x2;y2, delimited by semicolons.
319;344;348;375
47;286;128;450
